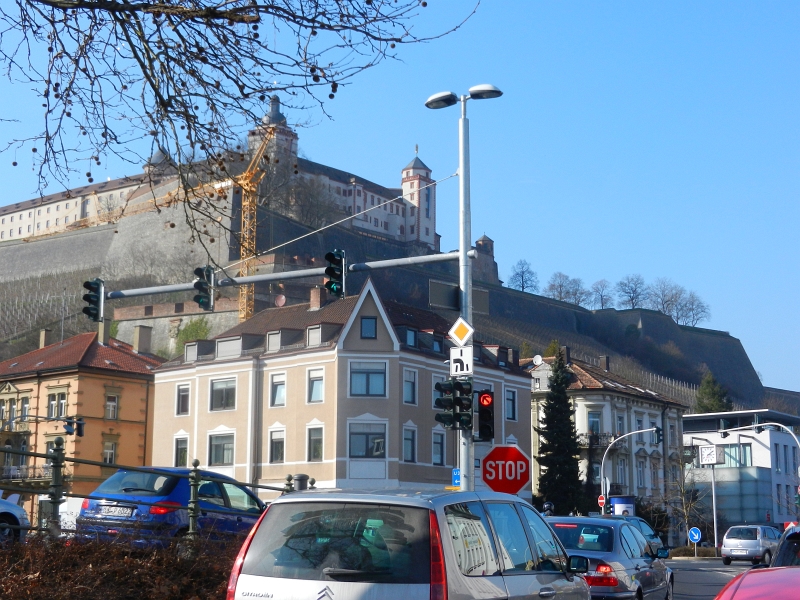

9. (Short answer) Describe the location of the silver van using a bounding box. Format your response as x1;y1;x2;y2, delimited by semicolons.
721;525;781;565
226;489;591;600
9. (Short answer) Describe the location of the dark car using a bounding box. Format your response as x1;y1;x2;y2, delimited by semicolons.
770;524;800;566
550;516;673;599
76;467;265;547
603;514;665;551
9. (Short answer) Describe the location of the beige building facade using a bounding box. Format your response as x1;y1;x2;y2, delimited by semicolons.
152;281;530;499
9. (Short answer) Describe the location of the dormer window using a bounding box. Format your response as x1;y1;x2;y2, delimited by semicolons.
432;336;443;353
267;332;280;352
406;328;417;347
307;326;321;347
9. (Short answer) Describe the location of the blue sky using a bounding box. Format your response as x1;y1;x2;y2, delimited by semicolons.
1;1;798;392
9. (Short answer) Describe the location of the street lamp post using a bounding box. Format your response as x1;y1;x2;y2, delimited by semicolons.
600;428;657;502
426;84;502;491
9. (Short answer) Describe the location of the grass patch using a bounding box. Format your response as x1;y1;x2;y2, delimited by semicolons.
669;545;718;558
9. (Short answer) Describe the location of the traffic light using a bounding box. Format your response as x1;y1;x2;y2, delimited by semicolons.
324;249;346;299
476;390;495;441
63;418;75;435
453;378;474;431
434;379;456;428
655;426;663;444
193;266;215;311
76;418;85;437
82;278;105;322
795;494;800;507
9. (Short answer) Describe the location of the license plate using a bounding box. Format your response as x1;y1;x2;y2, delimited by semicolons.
100;506;133;517
732;550;747;555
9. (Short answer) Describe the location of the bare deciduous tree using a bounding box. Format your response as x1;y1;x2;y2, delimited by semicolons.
590;279;615;309
647;277;685;316
675;291;711;327
0;1;469;246
615;274;648;309
544;272;589;307
507;259;539;293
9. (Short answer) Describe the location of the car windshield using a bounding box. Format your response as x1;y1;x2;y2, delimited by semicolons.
551;522;614;552
727;527;758;540
241;501;431;583
95;470;180;497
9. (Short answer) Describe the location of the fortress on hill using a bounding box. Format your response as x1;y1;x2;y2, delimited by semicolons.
0;98;788;408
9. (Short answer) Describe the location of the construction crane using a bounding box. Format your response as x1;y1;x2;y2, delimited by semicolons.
234;128;274;322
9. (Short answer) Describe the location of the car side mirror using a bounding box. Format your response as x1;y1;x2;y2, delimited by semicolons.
567;555;589;574
657;548;669;559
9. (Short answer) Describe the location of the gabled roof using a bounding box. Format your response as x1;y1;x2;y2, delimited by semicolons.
529;356;683;405
0;332;164;378
404;157;430;171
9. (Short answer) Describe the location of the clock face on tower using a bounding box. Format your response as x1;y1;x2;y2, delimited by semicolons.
700;445;718;465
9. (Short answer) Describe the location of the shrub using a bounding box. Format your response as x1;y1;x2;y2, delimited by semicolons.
0;537;239;599
669;545;717;558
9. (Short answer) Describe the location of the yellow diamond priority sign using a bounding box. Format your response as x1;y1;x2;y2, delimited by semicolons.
448;317;474;347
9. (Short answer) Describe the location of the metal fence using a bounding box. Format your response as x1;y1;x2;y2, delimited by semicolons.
0;436;311;541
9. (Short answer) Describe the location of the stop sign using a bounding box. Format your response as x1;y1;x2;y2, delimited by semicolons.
481;445;531;494
598;495;605;508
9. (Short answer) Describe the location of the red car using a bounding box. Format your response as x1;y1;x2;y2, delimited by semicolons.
715;566;800;600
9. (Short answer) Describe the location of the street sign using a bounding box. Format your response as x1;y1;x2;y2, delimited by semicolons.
452;468;461;487
448;317;475;347
598;495;605;508
481;445;531;495
449;346;474;376
688;527;702;544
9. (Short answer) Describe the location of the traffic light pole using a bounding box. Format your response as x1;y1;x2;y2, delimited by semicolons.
600;427;656;502
102;250;474;300
458;95;474;492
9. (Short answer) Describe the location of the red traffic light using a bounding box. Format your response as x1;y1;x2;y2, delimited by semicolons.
479;392;493;407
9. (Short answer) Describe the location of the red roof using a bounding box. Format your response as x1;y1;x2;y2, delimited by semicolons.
0;332;164;378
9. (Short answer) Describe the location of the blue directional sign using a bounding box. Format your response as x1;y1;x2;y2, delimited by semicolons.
452;468;461;487
688;527;702;543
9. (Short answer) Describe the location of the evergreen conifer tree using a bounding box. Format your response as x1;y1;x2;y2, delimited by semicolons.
536;350;584;515
695;371;732;413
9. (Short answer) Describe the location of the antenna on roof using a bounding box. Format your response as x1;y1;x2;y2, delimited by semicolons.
60;287;66;344
415;144;418;156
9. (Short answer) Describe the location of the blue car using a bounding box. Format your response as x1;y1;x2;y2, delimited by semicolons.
76;467;265;547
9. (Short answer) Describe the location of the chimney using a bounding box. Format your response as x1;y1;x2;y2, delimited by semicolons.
39;329;54;349
600;355;610;372
133;325;153;354
98;318;112;345
560;345;571;365
310;287;327;310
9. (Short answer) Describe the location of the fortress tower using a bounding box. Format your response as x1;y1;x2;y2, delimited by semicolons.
400;154;436;248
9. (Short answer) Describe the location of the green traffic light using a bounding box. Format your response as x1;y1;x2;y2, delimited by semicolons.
81;278;105;322
324;249;346;299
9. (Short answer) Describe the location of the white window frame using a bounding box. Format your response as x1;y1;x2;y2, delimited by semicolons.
307;368;324;404
432;429;446;466
505;388;517;421
102;441;117;465
617;458;627;486
348;360;388;398
269;428;286;464
636;459;645;488
307;326;322;347
270;372;287;407
174;436;189;467
307;425;324;462
104;395;119;420
209;432;235;466
176;383;191;416
402;426;417;463
403;368;418;405
210;378;236;412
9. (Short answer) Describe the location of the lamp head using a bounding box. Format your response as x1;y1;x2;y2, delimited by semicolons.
424;91;458;109
468;84;503;100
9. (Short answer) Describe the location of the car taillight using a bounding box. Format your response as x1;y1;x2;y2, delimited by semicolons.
149;501;182;515
584;562;619;587
430;510;447;600
226;504;270;600
81;498;89;510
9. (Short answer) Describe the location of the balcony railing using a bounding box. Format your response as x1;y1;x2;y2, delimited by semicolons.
609;483;627;495
0;464;70;481
577;433;616;449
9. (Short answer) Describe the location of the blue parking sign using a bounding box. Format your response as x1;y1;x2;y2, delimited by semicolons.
688;527;702;543
452;468;460;487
